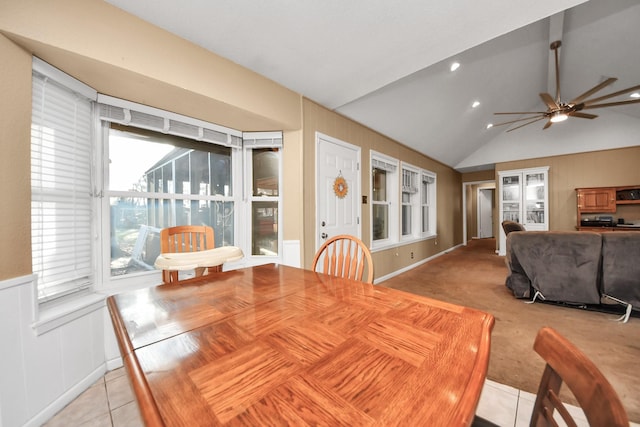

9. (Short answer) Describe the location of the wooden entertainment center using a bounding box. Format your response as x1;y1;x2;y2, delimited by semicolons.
576;186;640;231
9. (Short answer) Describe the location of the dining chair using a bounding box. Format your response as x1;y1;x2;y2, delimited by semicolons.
159;225;218;284
473;326;629;427
312;234;373;284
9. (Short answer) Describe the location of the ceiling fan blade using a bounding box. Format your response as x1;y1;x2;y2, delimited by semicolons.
540;93;559;110
569;77;617;105
551;40;562;103
570;112;598;119
582;98;640;110
542;120;553;130
494;111;548;115
493;115;545;127
506;116;547;132
582;84;640;106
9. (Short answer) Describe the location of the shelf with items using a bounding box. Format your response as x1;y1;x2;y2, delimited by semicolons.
576;186;640;231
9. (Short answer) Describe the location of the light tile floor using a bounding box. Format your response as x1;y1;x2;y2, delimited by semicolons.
45;368;638;427
477;379;640;427
43;368;143;427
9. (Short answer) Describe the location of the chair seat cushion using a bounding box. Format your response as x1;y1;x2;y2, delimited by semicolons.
155;246;244;270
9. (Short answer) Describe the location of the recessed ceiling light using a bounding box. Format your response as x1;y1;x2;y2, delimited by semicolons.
631;92;640;98
450;62;460;72
472;101;480;108
486;123;494;129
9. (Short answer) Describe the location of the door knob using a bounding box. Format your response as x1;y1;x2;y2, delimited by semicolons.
321;233;328;239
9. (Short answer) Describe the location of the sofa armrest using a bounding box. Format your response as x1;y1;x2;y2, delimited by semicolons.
505;232;532;298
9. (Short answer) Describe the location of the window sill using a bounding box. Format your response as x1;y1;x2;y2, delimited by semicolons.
32;293;106;336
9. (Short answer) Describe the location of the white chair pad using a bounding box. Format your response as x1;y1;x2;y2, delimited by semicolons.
155;246;244;271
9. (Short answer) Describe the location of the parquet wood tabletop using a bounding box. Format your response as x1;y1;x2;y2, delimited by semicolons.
107;264;494;426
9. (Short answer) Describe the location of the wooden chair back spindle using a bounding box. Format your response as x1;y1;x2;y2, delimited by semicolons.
312;235;373;284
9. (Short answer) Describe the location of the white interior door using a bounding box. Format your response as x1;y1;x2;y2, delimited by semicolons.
316;133;361;250
478;188;494;238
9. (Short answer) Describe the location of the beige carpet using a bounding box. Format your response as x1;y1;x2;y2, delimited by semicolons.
382;238;640;422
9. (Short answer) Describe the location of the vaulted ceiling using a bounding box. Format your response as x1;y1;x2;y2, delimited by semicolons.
104;0;640;171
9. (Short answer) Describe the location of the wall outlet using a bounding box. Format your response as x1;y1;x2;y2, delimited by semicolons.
410;251;414;259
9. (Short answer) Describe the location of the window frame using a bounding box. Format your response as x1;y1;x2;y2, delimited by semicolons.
370;151;399;250
421;170;437;238
99;123;244;290
401;162;421;240
242;132;283;266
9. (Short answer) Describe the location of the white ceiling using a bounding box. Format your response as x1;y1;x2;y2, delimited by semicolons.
104;0;640;171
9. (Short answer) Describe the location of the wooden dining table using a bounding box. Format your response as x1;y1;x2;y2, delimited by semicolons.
107;263;494;426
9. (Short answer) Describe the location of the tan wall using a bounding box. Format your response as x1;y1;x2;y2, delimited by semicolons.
302;99;462;278
0;35;32;280
0;0;301;133
496;146;640;231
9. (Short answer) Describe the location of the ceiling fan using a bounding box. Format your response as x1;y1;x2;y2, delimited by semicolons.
494;40;640;132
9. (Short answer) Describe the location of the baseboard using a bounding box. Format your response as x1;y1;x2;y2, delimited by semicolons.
106;356;124;372
374;243;464;284
23;364;107;427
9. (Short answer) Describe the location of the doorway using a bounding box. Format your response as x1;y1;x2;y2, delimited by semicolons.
462;180;495;245
478;188;495;238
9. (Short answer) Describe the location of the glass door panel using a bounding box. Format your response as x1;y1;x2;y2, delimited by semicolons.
502;202;520;222
525;172;545;225
502;175;520;201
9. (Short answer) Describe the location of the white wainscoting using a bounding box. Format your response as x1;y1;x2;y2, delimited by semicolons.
282;240;301;268
0;275;109;427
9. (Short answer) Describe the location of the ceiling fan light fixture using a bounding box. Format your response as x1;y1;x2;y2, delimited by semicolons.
631;92;640;99
550;111;568;123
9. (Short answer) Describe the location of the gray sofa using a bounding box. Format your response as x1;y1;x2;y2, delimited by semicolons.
505;231;640;319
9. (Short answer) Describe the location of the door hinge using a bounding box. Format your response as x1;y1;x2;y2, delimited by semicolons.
357;217;360;225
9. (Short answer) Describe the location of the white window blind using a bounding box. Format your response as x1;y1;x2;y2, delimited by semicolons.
242;131;283;148
402;169;419;194
31;60;96;303
371;158;397;172
98;94;243;148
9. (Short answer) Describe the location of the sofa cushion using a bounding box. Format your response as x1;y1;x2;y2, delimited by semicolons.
506;231;602;304
601;232;640;308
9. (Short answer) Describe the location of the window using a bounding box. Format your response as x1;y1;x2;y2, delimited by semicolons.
370;152;437;250
401;164;420;238
244;132;283;258
421;171;437;236
31;59;97;303
371;153;398;247
32;59;283;296
105;125;238;278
